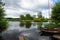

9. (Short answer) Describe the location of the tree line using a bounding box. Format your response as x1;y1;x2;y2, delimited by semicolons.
20;12;49;22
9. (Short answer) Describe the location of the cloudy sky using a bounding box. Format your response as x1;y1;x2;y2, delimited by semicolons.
2;0;59;18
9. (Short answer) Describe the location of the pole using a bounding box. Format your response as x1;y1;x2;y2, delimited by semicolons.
48;0;51;29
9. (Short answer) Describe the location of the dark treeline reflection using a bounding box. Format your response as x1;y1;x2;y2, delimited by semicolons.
33;22;42;27
0;35;3;40
20;22;25;27
20;22;42;29
25;22;31;28
33;22;42;30
20;22;31;28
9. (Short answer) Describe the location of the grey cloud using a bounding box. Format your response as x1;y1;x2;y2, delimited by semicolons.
3;0;21;8
3;0;52;11
3;0;54;18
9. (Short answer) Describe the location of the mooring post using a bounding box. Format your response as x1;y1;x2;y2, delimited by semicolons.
19;35;25;40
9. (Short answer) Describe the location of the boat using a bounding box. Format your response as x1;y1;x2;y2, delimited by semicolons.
42;28;60;34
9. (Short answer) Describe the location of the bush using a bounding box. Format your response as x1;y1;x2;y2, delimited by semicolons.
44;22;57;28
56;22;60;27
51;2;60;22
0;19;8;32
33;18;43;22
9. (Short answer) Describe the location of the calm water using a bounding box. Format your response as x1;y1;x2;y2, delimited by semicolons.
1;21;52;40
7;21;38;31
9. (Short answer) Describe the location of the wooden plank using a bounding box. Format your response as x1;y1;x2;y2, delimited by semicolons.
42;28;60;33
53;35;60;40
42;30;59;33
19;35;25;40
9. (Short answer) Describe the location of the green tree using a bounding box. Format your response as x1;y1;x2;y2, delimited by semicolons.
20;15;25;20
43;18;49;22
0;1;5;20
33;15;36;18
37;12;42;18
51;2;60;27
0;0;7;32
36;12;44;22
25;14;32;20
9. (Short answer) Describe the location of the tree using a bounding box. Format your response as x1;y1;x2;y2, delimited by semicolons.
51;2;60;27
36;12;44;22
0;1;7;40
33;15;36;18
37;12;42;18
25;14;32;20
0;0;5;20
20;15;25;20
0;0;7;32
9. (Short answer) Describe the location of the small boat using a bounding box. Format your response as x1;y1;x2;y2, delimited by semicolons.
42;28;60;34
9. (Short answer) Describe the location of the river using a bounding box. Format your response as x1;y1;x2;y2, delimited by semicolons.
1;21;52;40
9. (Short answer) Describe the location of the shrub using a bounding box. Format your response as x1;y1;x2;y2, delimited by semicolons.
56;22;60;27
0;19;8;32
33;18;43;22
44;22;57;28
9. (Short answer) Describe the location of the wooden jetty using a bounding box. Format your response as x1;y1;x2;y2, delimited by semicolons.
53;34;60;40
42;28;60;33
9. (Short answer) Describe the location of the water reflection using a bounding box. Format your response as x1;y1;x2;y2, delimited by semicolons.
25;22;31;28
20;22;42;29
0;36;2;40
37;22;42;30
32;22;42;26
20;22;25;27
20;22;32;28
1;21;52;40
